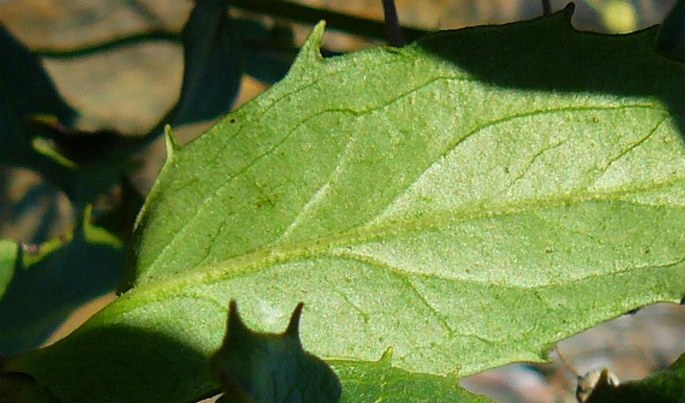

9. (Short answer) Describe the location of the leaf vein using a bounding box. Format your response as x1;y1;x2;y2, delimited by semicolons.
366;103;664;228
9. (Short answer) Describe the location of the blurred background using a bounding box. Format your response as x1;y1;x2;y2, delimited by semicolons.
0;1;683;401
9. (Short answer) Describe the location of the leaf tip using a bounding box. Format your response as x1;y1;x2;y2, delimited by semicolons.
379;347;394;363
164;125;180;160
547;3;574;28
561;2;575;18
290;21;326;74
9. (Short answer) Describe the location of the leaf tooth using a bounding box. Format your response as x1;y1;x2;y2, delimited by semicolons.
560;2;575;21
289;21;326;76
164;124;180;161
379;347;394;363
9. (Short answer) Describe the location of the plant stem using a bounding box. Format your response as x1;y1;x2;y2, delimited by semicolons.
382;0;405;47
542;0;552;16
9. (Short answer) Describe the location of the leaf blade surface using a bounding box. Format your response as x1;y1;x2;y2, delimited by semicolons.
11;10;685;402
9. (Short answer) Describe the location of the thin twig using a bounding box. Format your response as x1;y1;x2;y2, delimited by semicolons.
231;0;427;43
382;0;404;47
35;1;429;59
542;0;552;16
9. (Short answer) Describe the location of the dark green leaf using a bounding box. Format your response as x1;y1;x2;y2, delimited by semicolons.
0;208;124;355
5;325;211;403
211;301;341;402
657;0;685;61
0;24;76;161
0;25;141;204
93;174;145;242
0;372;60;403
586;354;685;402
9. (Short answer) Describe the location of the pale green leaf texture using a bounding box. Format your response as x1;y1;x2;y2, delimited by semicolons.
8;8;685;402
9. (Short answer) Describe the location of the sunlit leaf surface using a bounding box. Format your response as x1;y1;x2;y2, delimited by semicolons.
9;8;685;402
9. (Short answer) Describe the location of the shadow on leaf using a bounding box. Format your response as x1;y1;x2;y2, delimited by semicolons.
4;325;217;403
416;5;685;143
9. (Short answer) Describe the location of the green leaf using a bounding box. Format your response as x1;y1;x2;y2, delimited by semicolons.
332;349;487;402
0;208;124;355
9;7;685;402
0;372;59;403
585;354;685;402
0;240;18;298
210;301;341;402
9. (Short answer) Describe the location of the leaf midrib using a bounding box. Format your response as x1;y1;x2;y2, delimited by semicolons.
144;101;669;277
112;176;685;317
207;177;684;279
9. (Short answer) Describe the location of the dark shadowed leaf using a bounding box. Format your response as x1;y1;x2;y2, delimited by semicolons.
657;0;685;61
0;24;76;161
0;208;123;355
0;26;141;204
585;354;685;402
211;301;341;402
0;372;60;403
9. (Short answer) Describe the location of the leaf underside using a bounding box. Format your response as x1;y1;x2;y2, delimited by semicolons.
9;8;685;403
